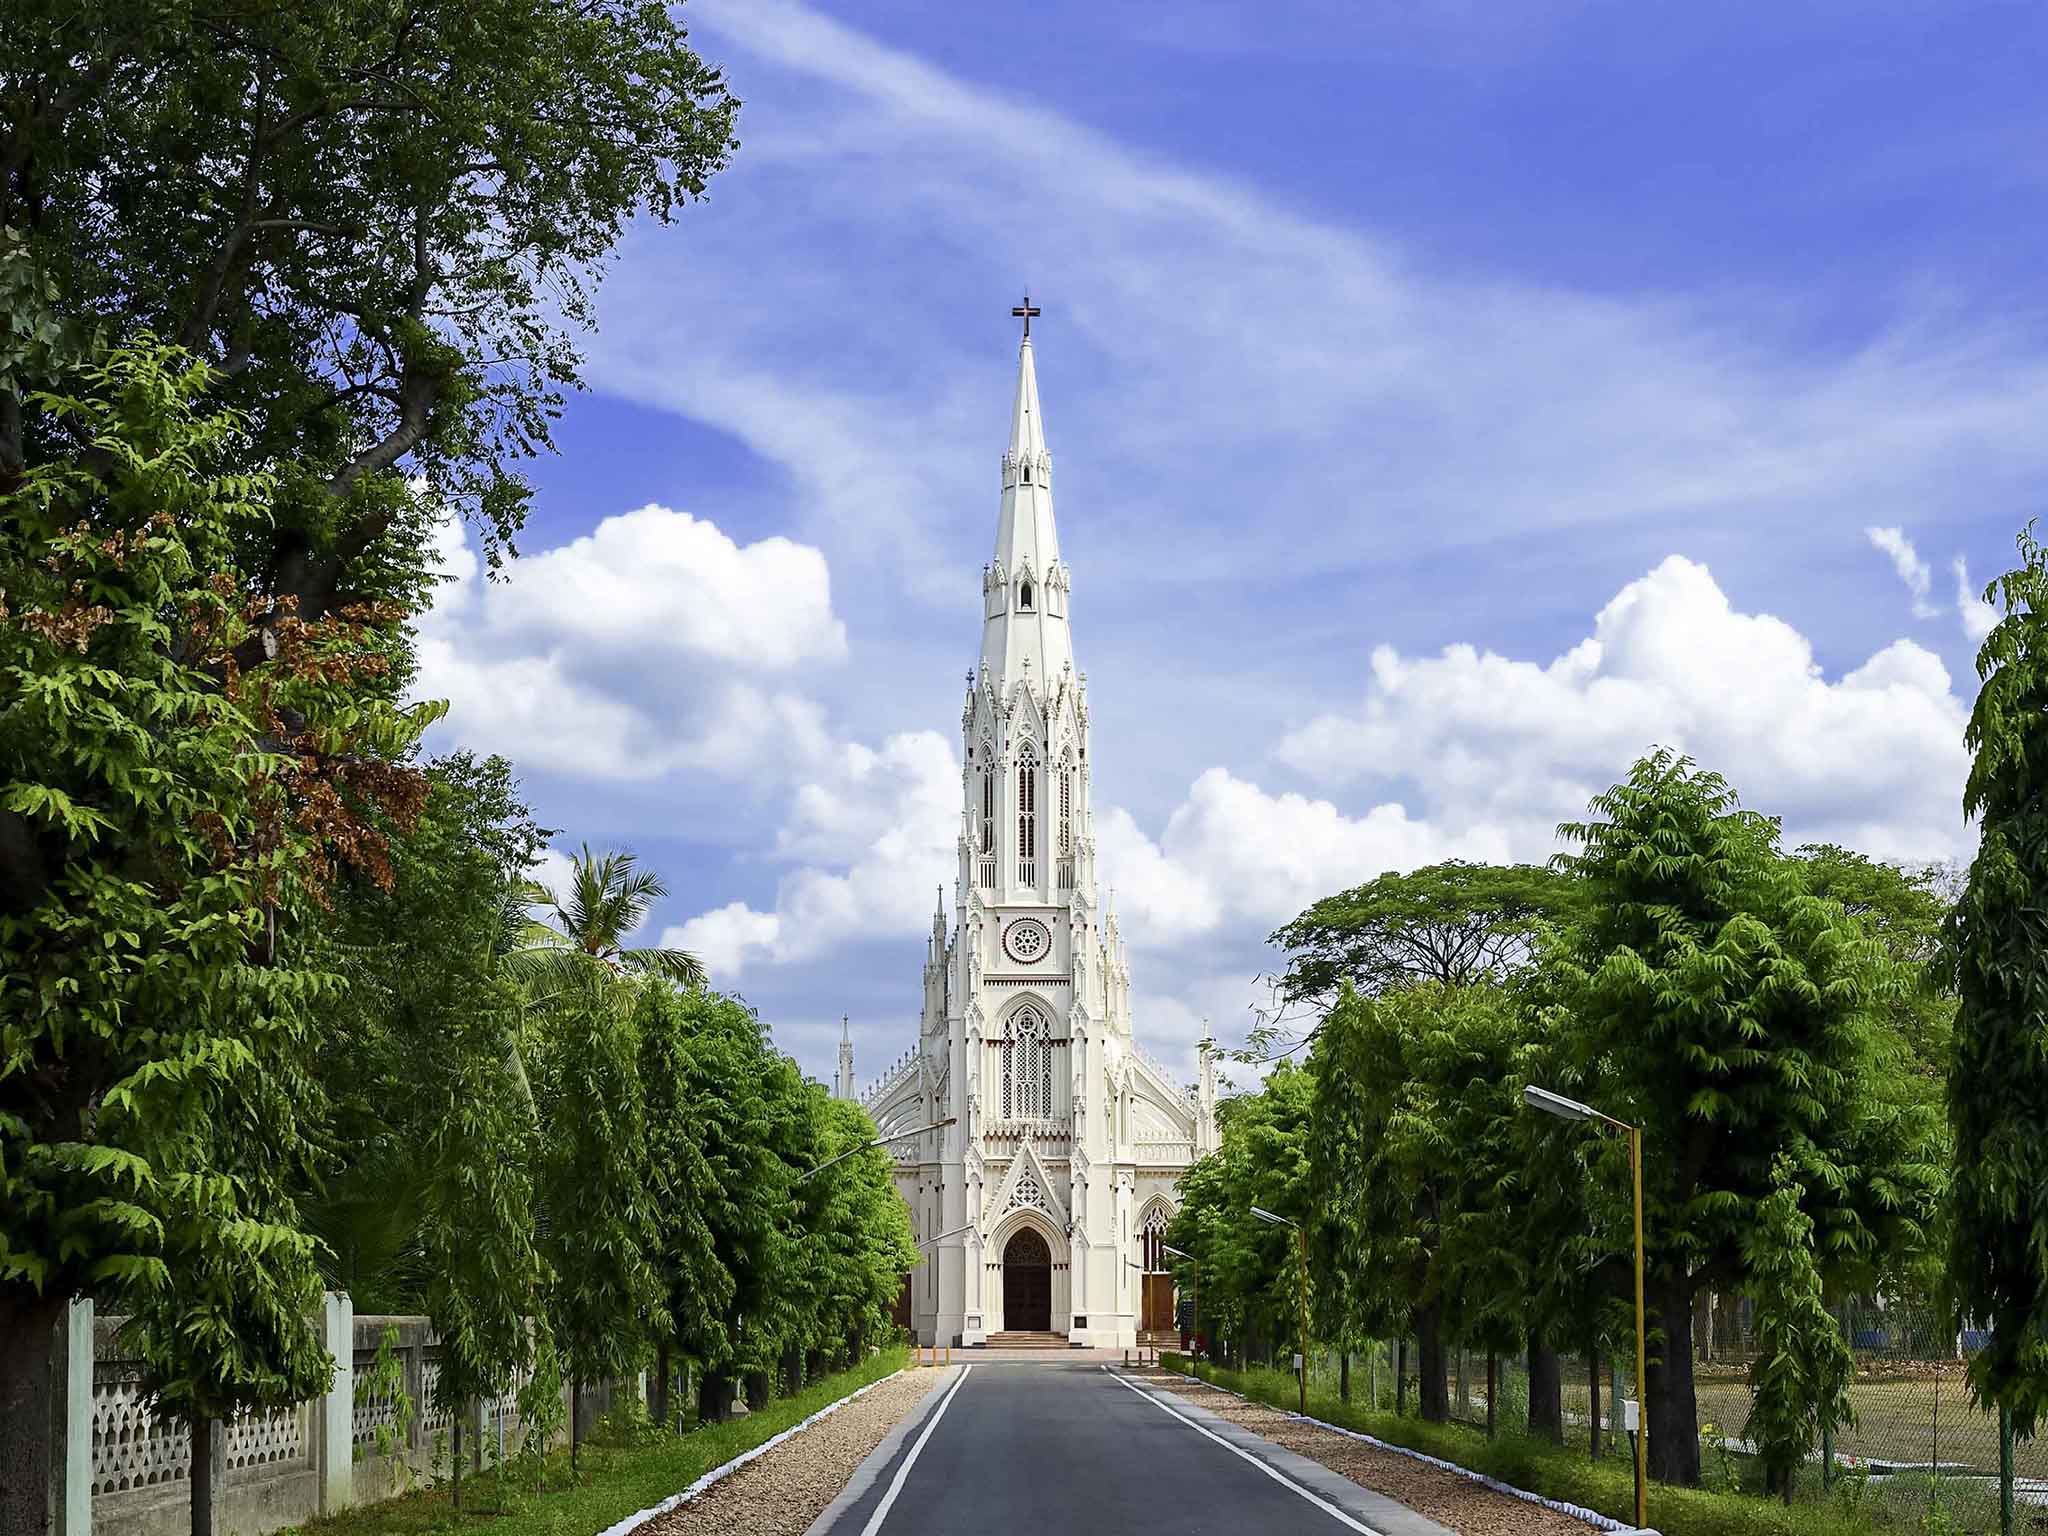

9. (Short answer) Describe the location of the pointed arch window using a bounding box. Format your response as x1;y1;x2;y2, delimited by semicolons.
1017;744;1038;885
1142;1204;1173;1271
1002;1006;1053;1120
978;747;995;853
1058;756;1073;855
1019;579;1034;611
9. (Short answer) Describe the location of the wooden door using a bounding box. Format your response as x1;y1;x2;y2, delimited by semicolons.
1142;1273;1175;1332
1002;1228;1052;1331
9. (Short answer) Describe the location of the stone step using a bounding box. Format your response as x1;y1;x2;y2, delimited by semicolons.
985;1331;1070;1349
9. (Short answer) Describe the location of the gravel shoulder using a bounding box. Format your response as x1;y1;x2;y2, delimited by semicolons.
639;1369;944;1536
1122;1366;1603;1536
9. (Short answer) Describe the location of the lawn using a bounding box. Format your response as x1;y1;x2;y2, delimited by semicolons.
285;1348;909;1536
1162;1355;1988;1536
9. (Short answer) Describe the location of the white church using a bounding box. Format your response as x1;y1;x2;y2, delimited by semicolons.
837;308;1218;1349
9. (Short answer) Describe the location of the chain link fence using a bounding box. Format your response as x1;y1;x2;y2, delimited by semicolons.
1299;1299;2034;1533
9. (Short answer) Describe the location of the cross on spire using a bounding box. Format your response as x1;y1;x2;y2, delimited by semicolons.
1011;292;1041;340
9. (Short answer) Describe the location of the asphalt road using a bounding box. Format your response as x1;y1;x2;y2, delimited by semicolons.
806;1364;1455;1536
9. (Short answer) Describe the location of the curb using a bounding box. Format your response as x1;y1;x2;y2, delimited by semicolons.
1135;1368;1660;1536
592;1368;908;1536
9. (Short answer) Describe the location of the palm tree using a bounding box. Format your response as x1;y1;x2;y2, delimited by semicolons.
510;844;706;1002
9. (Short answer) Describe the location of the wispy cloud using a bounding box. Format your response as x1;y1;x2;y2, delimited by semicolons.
1866;526;1939;618
1954;556;1999;644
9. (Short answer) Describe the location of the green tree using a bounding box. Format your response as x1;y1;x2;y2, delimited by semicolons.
1549;749;1945;1484
2;0;736;567
1743;1156;1856;1502
1271;860;1583;1007
792;1097;918;1383
1947;524;2048;1437
1308;982;1529;1423
305;754;548;1506
532;988;661;1471
0;341;433;1536
515;844;706;998
635;982;731;1429
1792;843;1956;1093
1167;1064;1313;1369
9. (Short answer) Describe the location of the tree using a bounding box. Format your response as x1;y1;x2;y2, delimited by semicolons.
514;844;705;999
1167;1064;1314;1369
305;755;548;1506
1743;1156;1855;1502
1307;982;1529;1424
1792;843;1956;1095
1271;860;1583;1007
636;983;731;1429
2;1;737;581
1549;749;1945;1484
650;990;794;1422
532;987;661;1472
792;1098;918;1384
1947;523;2048;1438
0;341;434;1536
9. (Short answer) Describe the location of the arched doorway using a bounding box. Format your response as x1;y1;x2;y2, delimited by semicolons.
1002;1227;1052;1332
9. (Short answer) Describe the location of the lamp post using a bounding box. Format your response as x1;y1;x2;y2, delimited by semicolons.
1162;1243;1197;1359
796;1117;956;1183
1251;1205;1308;1415
1522;1085;1647;1531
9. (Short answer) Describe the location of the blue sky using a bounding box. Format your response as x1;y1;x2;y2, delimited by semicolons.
415;0;2048;1087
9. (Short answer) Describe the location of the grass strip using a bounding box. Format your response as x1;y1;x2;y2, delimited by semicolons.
1161;1356;1923;1536
288;1347;910;1536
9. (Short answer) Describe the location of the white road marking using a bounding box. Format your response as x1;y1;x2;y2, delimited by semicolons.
859;1365;973;1535
1102;1369;1388;1535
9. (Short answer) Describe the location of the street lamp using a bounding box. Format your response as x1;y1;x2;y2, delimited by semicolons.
1162;1243;1198;1360
1522;1084;1647;1530
1250;1206;1309;1415
796;1117;956;1183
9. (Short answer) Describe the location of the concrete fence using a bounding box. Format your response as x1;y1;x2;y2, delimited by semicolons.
53;1295;621;1536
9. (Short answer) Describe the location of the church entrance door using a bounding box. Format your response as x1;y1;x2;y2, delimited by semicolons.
1002;1228;1052;1332
1142;1273;1176;1333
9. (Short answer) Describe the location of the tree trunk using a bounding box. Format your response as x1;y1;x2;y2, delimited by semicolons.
189;1416;214;1536
743;1370;770;1412
452;1417;463;1512
1415;1305;1449;1423
1395;1339;1408;1417
1694;1290;1714;1364
1588;1347;1602;1460
806;1348;826;1384
1339;1351;1351;1404
781;1345;803;1397
653;1340;671;1432
569;1378;582;1477
1528;1331;1563;1444
1485;1354;1497;1438
696;1370;731;1424
0;1289;66;1536
1645;1276;1702;1486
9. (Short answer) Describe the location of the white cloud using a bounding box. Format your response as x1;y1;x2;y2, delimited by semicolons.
1866;526;1939;618
667;730;959;978
413;508;842;782
1096;772;1508;949
592;0;2048;601
1277;555;1972;862
1954;556;2000;643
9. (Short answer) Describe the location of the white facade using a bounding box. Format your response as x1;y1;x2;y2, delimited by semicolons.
849;329;1218;1348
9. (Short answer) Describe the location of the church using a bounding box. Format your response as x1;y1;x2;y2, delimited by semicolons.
837;307;1218;1349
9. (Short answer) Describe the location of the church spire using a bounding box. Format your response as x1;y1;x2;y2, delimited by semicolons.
982;299;1072;692
835;1015;854;1100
